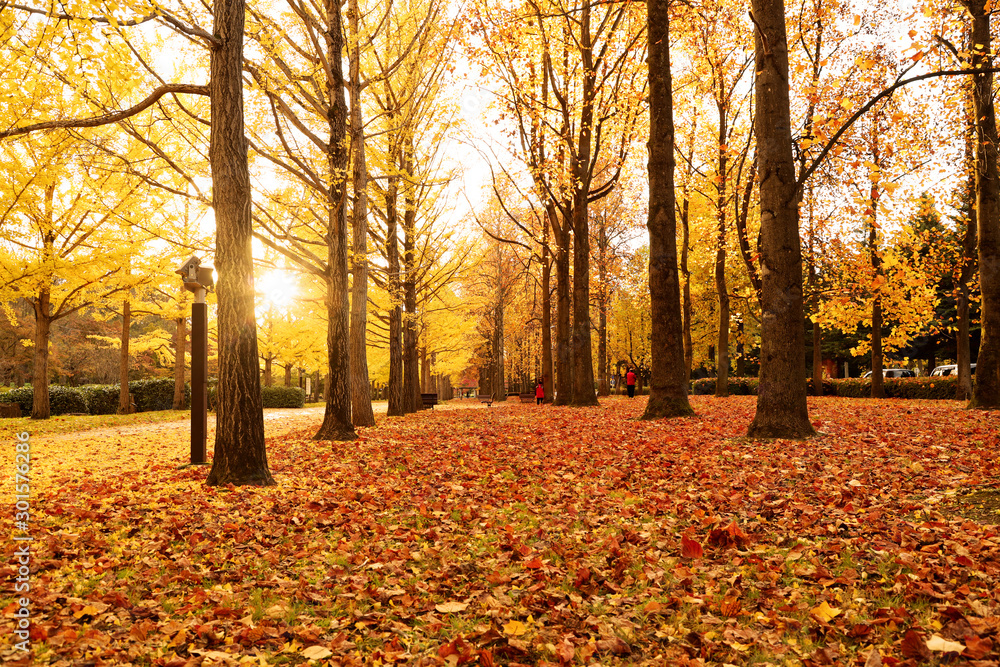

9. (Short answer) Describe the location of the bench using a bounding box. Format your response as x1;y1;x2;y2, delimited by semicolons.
519;392;534;403
477;393;494;407
420;393;438;409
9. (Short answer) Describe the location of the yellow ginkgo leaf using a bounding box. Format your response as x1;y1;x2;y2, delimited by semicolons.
810;601;841;623
503;620;527;636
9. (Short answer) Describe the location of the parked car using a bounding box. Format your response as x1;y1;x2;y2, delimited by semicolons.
930;363;976;377
862;368;916;378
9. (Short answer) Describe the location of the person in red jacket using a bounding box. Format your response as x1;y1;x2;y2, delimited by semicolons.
626;368;637;398
535;380;545;405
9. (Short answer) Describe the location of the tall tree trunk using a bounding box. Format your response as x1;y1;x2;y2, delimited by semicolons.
386;172;405;417
871;300;885;395
681;187;693;387
554;214;572;405
263;355;272;387
173;315;187;409
958;100;978;400
807;194;823;395
811;316;822;391
420;346;431;393
402;143;420;414
348;0;375;427
205;0;274;485
679;118;697;388
541;226;554;403
745;0;814;438
968;0;1000;408
31;291;51;420
118;300;132;414
284;363;292;387
597;217;609;396
715;99;730;398
569;4;598;407
869;197;885;399
493;303;506;399
642;0;692;419
314;0;356;441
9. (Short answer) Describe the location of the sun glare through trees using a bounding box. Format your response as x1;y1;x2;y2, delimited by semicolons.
1;0;999;662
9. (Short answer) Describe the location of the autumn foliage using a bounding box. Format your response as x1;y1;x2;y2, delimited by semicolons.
2;396;998;664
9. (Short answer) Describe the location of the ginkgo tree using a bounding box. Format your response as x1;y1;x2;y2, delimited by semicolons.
0;131;161;419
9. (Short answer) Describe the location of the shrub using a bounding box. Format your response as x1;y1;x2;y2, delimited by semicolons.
129;378;183;412
0;386;89;415
48;386;89;414
806;377;835;395
691;377;758;395
208;385;304;409
0;387;33;415
828;377;962;400
80;385;120;415
262;386;305;408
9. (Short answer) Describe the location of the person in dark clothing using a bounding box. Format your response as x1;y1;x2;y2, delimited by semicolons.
626;368;637;398
535;380;545;405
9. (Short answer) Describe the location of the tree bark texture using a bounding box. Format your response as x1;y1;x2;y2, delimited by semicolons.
31;291;51;420
714;100;730;397
402;148;420;414
541;226;554;403
569;4;598;407
969;0;1000;408
597;218;609;396
493;303;506;399
173;315;187;409
745;0;814;438
348;0;375;428
205;0;273;486
386;174;405;417
958;110;978;400
553;215;572;405
314;0;356;441
869;204;885;399
681;191;693;387
642;0;693;420
118;300;132;414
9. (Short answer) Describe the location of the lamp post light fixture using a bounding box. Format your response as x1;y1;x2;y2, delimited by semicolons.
175;256;214;466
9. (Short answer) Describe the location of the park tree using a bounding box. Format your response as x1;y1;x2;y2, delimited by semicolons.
964;0;1000;408
0;132;156;419
643;0;692;419
1;0;274;484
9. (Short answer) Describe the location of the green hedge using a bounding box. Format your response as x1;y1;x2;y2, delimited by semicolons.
689;376;963;400
691;377;759;395
208;385;305;409
831;376;962;400
262;386;305;408
0;386;87;415
0;380;191;417
129;378;181;412
0;387;32;415
80;385;120;415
